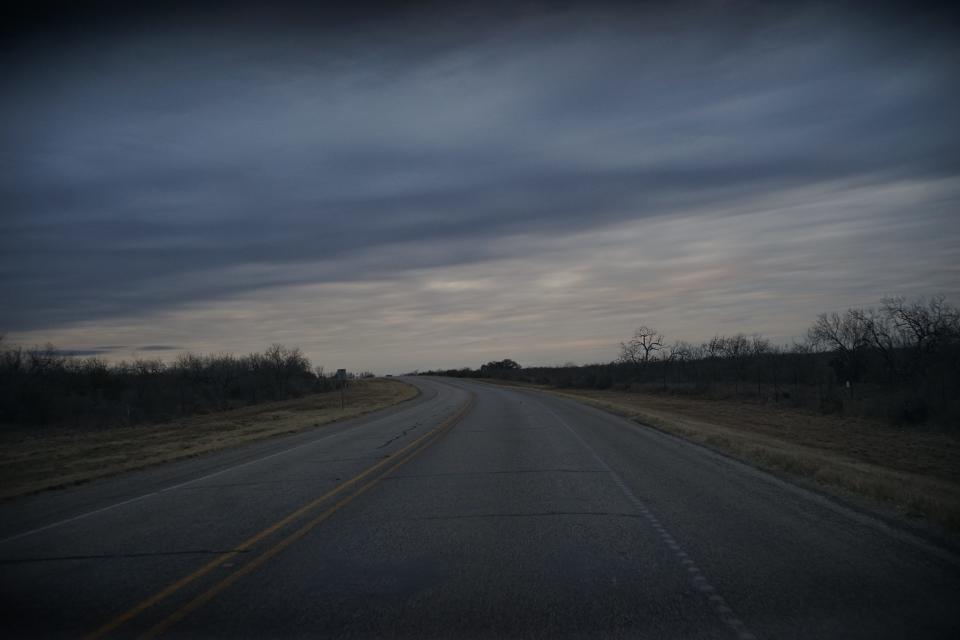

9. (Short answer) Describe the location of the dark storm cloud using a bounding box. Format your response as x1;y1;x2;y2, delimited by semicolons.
51;348;114;357
1;1;958;334
42;344;179;357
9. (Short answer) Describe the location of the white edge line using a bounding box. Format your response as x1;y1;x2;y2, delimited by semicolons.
0;388;442;546
530;387;960;570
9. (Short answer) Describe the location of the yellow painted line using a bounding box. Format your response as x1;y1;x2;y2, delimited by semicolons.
85;392;474;639
140;406;466;638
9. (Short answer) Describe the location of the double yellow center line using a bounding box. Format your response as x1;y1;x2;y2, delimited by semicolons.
86;390;475;639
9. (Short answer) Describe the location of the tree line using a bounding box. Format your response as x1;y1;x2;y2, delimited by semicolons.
0;343;340;428
422;296;960;427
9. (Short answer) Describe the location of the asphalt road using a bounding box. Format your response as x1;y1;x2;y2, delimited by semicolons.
1;377;958;639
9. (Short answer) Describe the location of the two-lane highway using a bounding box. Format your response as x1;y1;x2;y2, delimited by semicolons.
1;377;958;638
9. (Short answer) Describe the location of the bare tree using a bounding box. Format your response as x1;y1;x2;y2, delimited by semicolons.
658;341;694;389
850;307;899;379
722;334;751;395
882;296;960;407
669;341;693;363
884;295;959;356
619;325;664;369
806;310;872;382
751;335;770;399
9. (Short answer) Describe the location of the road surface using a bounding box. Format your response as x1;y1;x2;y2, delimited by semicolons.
1;377;958;638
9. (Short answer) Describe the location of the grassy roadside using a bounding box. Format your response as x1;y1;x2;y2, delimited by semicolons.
479;379;960;531
0;378;418;501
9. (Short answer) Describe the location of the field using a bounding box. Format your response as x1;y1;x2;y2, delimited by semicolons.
481;379;960;531
0;378;417;500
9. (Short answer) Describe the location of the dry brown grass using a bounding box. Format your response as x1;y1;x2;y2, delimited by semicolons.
0;378;417;500
482;380;960;530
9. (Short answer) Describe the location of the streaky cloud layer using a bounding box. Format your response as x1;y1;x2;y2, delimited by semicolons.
2;1;958;371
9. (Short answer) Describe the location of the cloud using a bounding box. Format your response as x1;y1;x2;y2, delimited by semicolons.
51;349;115;357
1;1;958;370
11;175;960;371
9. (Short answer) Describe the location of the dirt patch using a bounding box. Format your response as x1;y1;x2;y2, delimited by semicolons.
482;380;960;531
0;379;418;500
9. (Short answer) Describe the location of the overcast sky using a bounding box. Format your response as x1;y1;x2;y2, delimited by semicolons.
2;1;959;372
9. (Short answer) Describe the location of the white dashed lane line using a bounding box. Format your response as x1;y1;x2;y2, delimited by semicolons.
544;404;759;640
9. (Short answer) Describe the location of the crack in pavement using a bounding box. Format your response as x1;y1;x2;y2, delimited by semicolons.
376;423;421;449
0;549;251;565
453;427;550;432
386;468;611;479
366;511;643;522
162;480;290;491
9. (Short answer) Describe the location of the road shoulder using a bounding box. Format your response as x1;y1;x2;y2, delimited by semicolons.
470;378;960;538
0;378;419;501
